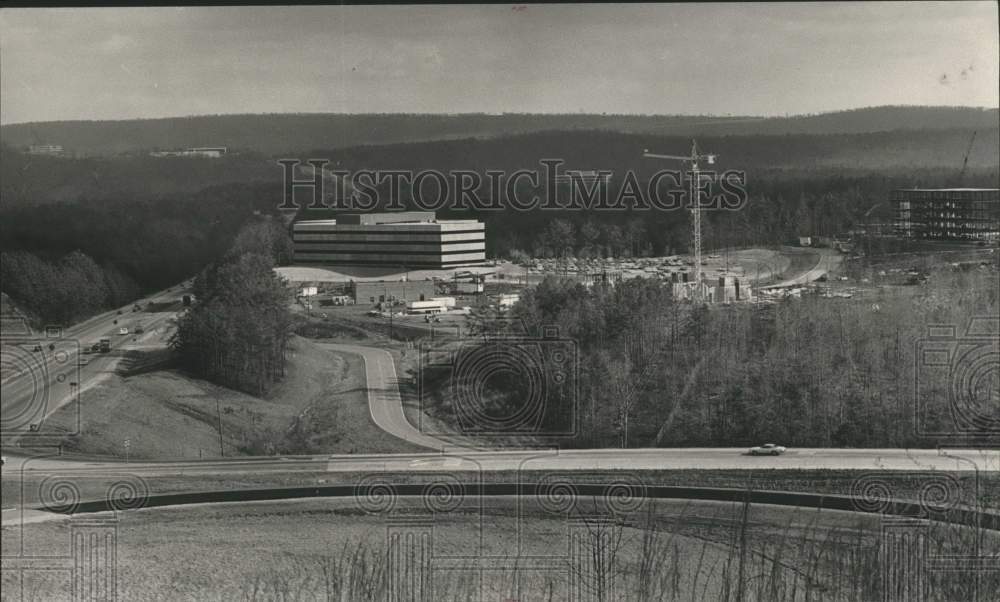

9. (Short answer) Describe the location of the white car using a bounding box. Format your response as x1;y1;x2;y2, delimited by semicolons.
118;327;129;335
749;443;786;456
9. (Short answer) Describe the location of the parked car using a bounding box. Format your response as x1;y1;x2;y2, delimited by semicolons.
749;443;786;456
118;327;129;335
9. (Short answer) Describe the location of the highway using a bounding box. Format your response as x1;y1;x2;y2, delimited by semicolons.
4;306;996;476
3;447;996;476
1;283;190;441
2;282;996;528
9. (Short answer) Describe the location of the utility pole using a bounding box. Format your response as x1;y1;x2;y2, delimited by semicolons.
382;283;394;340
644;140;717;302
958;130;977;185
215;397;225;457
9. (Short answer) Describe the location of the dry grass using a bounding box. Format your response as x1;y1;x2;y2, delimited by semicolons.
3;497;996;601
33;335;422;460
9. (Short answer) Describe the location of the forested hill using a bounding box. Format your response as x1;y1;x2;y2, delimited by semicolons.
2;105;996;156
2;127;997;207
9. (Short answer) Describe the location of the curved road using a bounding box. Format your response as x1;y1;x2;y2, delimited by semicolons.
4;331;996;475
318;343;453;451
3;291;996;528
2;285;189;443
761;248;843;289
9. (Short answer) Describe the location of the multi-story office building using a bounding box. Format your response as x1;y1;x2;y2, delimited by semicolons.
892;188;1000;241
292;211;486;268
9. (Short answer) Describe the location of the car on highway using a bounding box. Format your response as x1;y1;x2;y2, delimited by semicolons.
79;357;90;366
749;443;786;456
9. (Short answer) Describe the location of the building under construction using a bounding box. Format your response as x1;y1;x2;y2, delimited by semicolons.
892;188;1000;241
671;274;753;304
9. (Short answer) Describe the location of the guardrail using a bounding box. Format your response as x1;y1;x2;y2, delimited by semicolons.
34;482;1000;531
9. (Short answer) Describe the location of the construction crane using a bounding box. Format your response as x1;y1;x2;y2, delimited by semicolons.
958;130;977;185
644;140;717;301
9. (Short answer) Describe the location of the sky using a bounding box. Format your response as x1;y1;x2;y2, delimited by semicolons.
1;2;997;124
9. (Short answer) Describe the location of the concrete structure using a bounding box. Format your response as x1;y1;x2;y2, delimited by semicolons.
709;276;752;304
671;273;753;303
352;279;437;305
892;188;1000;241
292;212;486;268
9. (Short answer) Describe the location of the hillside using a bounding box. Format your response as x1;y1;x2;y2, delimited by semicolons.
312;128;999;173
2;127;997;208
0;149;275;206
2;106;996;156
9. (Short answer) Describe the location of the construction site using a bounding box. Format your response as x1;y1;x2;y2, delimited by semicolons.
280;135;997;312
892;187;1000;241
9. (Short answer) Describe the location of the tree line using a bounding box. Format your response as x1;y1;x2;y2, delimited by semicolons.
0;250;142;324
171;219;293;395
3;106;995;156
0;183;288;326
423;262;998;449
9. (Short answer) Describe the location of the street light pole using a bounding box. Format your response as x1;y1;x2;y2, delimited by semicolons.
215;397;225;457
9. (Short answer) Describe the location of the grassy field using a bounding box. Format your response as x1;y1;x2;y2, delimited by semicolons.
4;469;995;522
3;496;995;601
35;335;423;460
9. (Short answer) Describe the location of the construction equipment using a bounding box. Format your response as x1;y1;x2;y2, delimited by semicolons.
644;140;717;301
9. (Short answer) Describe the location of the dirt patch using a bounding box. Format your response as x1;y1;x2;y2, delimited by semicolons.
773;248;821;281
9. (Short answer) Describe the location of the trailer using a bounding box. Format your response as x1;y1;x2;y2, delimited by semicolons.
406;300;447;314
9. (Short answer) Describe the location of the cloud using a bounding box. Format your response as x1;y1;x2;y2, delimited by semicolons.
1;4;997;123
